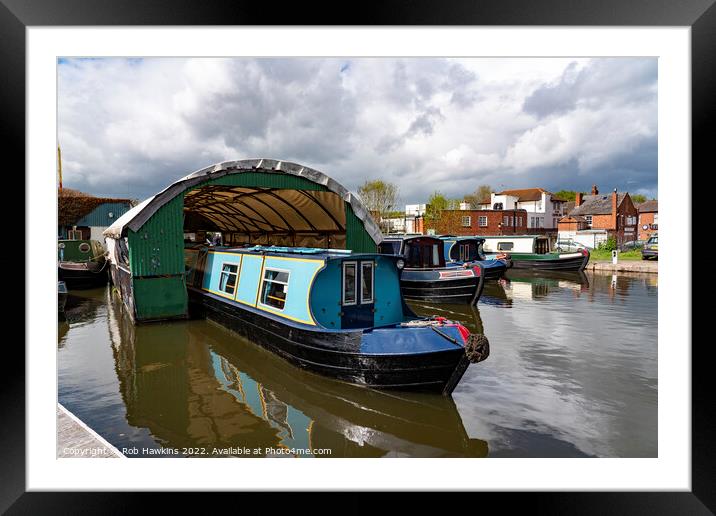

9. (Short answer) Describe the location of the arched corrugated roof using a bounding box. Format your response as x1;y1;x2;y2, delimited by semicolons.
104;159;383;245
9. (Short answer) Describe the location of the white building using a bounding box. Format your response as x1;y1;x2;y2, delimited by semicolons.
483;188;567;229
405;204;427;217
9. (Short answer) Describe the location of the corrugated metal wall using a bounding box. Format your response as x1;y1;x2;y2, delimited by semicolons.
192;172;327;191
345;204;378;253
75;201;132;227
128;194;185;277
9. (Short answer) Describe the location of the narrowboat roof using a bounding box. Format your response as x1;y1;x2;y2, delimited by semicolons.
192;245;396;263
103;159;383;246
480;235;548;239
438;235;485;242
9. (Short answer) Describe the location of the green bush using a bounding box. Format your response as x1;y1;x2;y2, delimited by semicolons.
597;237;617;252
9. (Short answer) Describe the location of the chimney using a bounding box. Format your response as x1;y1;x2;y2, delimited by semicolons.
591;184;599;195
575;192;583;207
612;188;618;230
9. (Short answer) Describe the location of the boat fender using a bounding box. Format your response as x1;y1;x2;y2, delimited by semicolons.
465;334;490;363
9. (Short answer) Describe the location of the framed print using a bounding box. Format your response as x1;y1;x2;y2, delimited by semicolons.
3;0;709;512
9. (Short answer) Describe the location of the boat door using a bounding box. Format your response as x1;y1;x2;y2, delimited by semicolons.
341;260;375;329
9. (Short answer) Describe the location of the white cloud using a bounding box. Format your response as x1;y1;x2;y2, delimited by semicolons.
58;57;657;203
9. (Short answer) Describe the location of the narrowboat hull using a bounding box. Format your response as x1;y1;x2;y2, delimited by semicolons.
58;281;68;313
188;287;474;395
505;251;589;271
58;261;109;289
399;265;485;304
476;259;508;280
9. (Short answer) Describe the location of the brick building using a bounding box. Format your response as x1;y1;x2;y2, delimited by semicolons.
558;185;638;246
637;200;658;241
431;209;528;236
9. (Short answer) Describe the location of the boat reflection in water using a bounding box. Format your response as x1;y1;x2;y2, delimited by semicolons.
408;270;590;332
107;295;488;458
500;270;590;302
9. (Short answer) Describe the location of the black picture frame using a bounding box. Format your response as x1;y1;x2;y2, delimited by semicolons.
3;0;707;512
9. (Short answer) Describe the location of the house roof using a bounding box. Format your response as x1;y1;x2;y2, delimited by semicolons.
638;200;658;213
570;193;628;216
494;187;553;202
559;215;587;222
58;190;133;226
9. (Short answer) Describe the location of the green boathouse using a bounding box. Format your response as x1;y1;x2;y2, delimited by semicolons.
103;159;383;322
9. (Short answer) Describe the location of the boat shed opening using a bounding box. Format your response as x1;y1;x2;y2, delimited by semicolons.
103;159;383;322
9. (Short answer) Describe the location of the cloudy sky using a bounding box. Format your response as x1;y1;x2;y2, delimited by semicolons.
58;57;657;204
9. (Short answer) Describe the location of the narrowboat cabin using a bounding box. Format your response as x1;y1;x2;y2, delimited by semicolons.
379;235;485;304
185;245;489;395
57;238;109;289
103;160;490;395
439;235;510;280
481;235;589;271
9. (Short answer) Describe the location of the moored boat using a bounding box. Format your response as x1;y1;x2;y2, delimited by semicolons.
439;235;510;279
58;239;109;289
481;235;589;271
58;281;68;313
185;244;489;395
379;236;486;304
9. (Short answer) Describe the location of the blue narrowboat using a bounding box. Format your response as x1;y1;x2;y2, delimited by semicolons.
378;235;485;305
439;235;510;280
185;244;489;395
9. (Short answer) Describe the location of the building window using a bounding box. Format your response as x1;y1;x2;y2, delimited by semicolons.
585;215;593;227
497;242;514;251
260;268;290;310
342;261;357;306
478;216;487;227
503;216;509;226
626;216;637;225
461;215;471;227
361;262;374;304
219;263;239;296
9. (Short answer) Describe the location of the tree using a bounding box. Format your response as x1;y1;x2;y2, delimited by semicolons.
425;191;449;222
631;194;647;204
463;185;492;209
425;191;466;234
357;180;399;229
553;190;577;202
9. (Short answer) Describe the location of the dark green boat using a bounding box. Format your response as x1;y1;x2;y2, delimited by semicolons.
481;235;589;271
58;239;109;289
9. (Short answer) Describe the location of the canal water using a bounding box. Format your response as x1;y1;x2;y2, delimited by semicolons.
58;269;657;458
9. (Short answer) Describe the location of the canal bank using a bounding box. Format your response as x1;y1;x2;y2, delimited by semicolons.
57;403;124;458
586;259;657;274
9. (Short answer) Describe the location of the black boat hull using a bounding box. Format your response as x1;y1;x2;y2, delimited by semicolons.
400;269;485;304
58;262;109;289
188;288;470;394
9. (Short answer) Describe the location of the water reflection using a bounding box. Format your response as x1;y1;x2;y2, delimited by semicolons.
58;270;657;458
104;292;487;458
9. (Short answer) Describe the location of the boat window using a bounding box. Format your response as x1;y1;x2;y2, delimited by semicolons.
378;241;400;255
78;242;91;253
361;262;374;304
342;261;357;305
260;268;290;310
219;263;239;295
497;242;513;251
